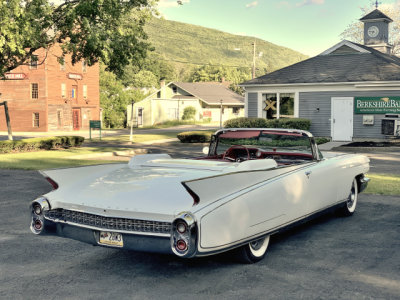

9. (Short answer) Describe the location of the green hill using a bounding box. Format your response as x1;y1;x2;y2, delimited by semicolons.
145;17;308;78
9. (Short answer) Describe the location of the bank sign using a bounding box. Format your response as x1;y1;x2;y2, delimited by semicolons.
354;97;400;114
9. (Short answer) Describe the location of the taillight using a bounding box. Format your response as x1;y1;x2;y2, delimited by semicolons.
176;222;187;234
34;219;43;230
171;212;197;258
45;176;59;190
176;239;187;251
30;197;50;235
33;204;42;215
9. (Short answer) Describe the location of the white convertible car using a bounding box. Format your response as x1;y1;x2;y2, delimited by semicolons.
30;128;370;263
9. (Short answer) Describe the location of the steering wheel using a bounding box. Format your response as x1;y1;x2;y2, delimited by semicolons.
222;145;250;162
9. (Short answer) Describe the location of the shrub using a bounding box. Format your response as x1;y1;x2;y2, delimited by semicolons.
223;117;268;128
0;136;85;154
182;106;196;121
315;137;330;145
177;131;213;143
224;117;311;130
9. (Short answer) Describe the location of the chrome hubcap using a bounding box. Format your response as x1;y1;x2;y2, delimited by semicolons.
250;238;264;251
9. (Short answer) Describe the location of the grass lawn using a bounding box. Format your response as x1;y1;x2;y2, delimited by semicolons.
364;173;400;196
0;131;207;170
0;147;122;170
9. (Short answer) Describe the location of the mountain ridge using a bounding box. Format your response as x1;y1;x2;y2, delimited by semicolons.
145;17;309;78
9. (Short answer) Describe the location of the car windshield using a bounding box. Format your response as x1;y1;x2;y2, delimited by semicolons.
216;130;313;155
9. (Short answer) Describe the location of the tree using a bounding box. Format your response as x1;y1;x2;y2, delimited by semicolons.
188;65;250;95
341;3;400;56
121;53;176;87
100;66;146;128
130;70;159;88
0;0;156;77
182;106;196;121
189;65;250;85
141;53;176;83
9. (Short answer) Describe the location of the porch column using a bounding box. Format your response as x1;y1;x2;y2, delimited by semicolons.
257;92;262;118
276;92;280;119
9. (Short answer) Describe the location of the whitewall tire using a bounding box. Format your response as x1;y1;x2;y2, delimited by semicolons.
338;178;358;216
235;235;270;264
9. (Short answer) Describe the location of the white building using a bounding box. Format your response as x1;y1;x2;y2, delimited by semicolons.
127;81;244;127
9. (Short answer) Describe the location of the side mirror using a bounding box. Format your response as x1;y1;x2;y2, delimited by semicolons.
202;146;209;155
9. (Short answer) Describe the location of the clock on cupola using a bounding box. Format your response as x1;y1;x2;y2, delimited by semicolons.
359;2;393;54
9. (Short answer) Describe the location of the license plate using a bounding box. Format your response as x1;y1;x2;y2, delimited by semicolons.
99;231;123;247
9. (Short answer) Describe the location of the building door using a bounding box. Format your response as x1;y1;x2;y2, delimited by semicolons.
72;109;81;130
137;107;143;126
331;97;353;141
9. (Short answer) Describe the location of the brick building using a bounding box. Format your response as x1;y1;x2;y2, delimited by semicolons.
0;45;100;132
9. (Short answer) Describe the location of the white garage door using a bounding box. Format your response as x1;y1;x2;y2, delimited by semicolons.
331;97;353;141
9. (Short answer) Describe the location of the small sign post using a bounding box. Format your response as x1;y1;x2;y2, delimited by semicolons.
89;120;102;141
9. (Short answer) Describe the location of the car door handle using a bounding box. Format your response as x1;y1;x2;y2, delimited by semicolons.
305;171;312;178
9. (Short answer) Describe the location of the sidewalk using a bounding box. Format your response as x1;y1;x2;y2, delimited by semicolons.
317;141;348;151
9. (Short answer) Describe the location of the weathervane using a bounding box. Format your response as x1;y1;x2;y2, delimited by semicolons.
374;0;382;9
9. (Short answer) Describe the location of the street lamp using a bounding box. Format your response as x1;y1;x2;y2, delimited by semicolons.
219;99;223;128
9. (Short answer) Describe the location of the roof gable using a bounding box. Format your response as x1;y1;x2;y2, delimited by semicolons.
173;82;244;105
360;9;393;22
320;40;370;56
241;41;400;86
141;81;244;105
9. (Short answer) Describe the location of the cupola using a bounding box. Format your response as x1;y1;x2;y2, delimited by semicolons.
360;6;393;54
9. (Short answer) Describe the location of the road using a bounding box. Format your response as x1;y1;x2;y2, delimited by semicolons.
0;146;399;299
361;151;400;175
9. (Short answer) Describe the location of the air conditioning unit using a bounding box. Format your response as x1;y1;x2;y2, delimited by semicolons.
381;114;400;136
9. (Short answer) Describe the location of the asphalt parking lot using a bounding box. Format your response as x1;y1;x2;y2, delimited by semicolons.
0;146;399;299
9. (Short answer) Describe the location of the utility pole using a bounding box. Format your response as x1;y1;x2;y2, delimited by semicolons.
252;40;256;79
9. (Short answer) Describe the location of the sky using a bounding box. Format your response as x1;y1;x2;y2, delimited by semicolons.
156;0;398;56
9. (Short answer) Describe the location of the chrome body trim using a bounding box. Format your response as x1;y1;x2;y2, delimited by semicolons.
359;176;370;193
171;212;198;258
40;220;173;254
30;197;50;235
44;209;171;237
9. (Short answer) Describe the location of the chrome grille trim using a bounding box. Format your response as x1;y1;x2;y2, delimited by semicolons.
44;209;172;236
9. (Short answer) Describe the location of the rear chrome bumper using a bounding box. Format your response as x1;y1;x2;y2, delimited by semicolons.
359;176;370;193
40;219;173;254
